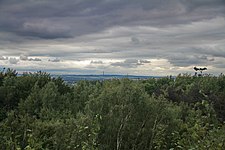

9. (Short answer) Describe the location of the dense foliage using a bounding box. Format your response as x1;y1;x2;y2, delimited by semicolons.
0;69;224;149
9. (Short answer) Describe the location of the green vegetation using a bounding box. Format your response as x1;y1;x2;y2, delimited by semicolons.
0;69;225;149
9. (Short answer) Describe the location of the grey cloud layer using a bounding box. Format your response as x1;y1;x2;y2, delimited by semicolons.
1;0;224;40
20;54;41;61
9;58;19;64
0;0;225;74
111;59;150;68
0;56;8;60
48;58;61;62
90;60;104;64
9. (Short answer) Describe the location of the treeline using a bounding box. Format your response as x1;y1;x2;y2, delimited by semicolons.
0;68;224;149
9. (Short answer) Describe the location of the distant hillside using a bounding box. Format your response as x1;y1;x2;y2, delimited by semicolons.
51;74;164;83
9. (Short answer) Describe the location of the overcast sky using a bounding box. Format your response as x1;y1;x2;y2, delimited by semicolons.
0;0;225;75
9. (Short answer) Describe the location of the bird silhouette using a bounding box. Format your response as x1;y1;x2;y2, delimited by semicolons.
200;67;207;71
194;66;200;71
194;67;207;71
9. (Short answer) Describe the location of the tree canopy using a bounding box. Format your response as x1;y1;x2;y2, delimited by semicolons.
0;69;224;149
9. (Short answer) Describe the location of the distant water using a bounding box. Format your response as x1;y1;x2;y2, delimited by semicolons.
52;74;161;83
